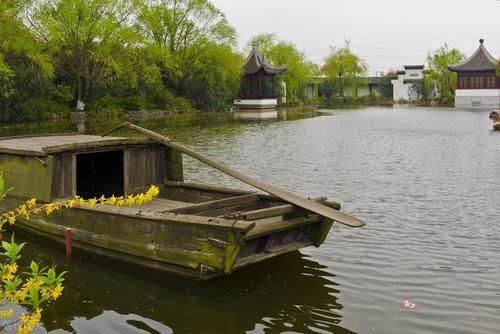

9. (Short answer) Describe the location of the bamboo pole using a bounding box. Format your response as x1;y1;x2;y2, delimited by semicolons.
102;122;365;228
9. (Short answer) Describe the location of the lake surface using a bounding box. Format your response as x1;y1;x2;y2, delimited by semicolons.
1;106;499;334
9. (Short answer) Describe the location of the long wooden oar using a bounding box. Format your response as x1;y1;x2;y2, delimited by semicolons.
102;122;365;228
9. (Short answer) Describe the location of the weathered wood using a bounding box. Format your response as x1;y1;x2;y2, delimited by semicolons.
164;147;184;182
242;216;320;240
240;197;340;221
43;139;153;154
0;154;54;202
167;194;259;215
0;147;47;157
103;122;365;228
51;153;75;199
0;135;151;155
234;240;311;270
165;180;253;196
124;147;165;194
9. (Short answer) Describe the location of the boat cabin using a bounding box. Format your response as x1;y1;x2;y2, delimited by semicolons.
0;135;184;202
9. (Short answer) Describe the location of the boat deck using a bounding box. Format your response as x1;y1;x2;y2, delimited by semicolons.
83;198;192;217
0;135;152;156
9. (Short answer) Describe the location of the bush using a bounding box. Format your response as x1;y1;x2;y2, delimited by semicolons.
87;96;149;114
167;95;193;113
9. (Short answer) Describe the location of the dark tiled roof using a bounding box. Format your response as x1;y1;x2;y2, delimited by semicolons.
404;65;424;70
403;78;423;84
449;40;498;72
243;48;287;75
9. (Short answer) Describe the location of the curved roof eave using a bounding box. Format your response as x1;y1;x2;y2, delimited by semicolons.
449;43;498;72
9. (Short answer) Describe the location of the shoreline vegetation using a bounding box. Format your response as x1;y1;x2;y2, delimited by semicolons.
0;0;474;123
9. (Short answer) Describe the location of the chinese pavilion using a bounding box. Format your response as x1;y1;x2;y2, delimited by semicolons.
234;47;287;109
449;39;500;108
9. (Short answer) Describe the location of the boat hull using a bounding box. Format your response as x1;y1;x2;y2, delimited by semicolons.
2;194;332;280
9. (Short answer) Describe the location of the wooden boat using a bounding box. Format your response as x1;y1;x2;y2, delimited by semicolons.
0;123;364;280
490;111;500;131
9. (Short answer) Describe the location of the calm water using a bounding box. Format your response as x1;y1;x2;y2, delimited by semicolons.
1;106;499;334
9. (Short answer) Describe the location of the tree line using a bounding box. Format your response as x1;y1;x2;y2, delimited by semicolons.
0;0;243;121
0;0;475;121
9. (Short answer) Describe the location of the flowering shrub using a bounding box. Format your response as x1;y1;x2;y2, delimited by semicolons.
0;172;160;333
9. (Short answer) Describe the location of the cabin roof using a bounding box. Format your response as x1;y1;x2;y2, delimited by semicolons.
243;48;287;75
0;135;152;156
449;39;498;72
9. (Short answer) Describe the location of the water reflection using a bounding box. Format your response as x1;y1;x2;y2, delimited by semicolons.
17;234;353;334
234;110;278;120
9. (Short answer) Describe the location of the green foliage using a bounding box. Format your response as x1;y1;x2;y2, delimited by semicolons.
319;80;337;100
2;236;25;262
425;44;466;98
183;43;243;110
137;0;239;110
376;74;394;99
35;0;140;103
0;0;55;121
409;80;430;102
322;48;367;97
0;172;5;201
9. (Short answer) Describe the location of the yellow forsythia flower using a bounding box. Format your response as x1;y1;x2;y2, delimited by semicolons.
0;185;160;227
0;308;13;318
51;284;64;300
17;308;42;334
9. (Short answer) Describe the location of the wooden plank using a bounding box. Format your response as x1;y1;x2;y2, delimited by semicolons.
42;139;153;154
243;216;319;240
240;198;341;220
167;194;259;215
103;123;365;228
124;147;165;194
164;180;252;196
79;204;255;232
165;147;184;182
51;153;75;199
0;147;47;157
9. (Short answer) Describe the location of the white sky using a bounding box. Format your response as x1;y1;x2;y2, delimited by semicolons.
211;0;500;75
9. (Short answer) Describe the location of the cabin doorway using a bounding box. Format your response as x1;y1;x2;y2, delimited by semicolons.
76;151;124;198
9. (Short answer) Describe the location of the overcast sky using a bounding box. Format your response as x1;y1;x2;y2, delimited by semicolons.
211;0;500;75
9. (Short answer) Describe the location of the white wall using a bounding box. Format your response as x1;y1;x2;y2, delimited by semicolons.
455;89;500;108
392;68;424;101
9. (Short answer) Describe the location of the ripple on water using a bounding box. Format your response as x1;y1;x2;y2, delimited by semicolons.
2;107;500;334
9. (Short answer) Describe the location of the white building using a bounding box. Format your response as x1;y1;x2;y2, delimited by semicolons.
449;39;499;109
391;65;425;101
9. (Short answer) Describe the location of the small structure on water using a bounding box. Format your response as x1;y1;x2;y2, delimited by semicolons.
449;39;500;109
391;65;425;101
234;46;287;110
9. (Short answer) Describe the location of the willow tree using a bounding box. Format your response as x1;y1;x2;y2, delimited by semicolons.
247;34;318;103
137;0;238;96
0;0;54;119
425;44;466;99
322;48;367;97
34;0;139;105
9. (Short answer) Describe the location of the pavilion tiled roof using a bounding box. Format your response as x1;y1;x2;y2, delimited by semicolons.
243;48;287;75
449;39;498;72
